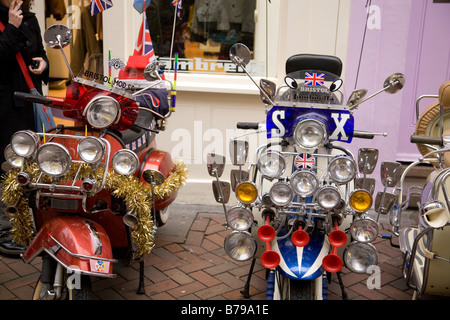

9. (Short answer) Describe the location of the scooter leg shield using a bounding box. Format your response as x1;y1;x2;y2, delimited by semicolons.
22;216;115;276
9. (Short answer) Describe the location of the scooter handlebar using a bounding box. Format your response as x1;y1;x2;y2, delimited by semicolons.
236;122;259;130
410;134;443;146
14;92;54;105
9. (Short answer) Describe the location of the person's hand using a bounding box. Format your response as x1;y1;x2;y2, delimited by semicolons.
8;0;23;28
29;57;47;75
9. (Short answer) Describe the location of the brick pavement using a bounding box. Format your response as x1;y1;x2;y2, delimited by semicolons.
0;204;442;301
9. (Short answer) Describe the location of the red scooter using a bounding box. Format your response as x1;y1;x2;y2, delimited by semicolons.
1;24;187;300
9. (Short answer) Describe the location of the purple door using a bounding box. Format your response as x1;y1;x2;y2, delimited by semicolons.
395;0;450;161
344;0;450;192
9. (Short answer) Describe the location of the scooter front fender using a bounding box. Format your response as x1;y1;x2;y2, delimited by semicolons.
22;216;117;277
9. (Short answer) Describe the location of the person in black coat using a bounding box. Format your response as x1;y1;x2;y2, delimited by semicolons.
0;0;49;255
0;0;49;168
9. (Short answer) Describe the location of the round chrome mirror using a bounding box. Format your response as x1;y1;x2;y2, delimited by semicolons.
44;24;72;49
144;61;161;81
384;73;405;94
229;43;251;67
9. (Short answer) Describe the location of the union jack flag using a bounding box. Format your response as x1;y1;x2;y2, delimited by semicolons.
172;0;183;18
295;153;315;169
90;0;113;16
304;72;325;86
134;17;155;61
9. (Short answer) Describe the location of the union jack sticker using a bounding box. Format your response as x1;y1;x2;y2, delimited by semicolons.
295;153;315;169
304;72;325;86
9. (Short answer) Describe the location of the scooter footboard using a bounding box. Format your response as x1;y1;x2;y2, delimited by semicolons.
22;216;117;278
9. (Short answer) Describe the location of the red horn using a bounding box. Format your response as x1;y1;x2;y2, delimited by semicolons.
291;226;309;247
258;216;280;269
322;221;346;273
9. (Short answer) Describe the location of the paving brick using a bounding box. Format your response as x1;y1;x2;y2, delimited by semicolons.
349;282;389;300
203;261;239;276
145;279;179;296
381;284;413;300
194;283;233;300
191;218;210;232
164;268;195;285
185;230;204;246
167;281;206;298
190;270;222;287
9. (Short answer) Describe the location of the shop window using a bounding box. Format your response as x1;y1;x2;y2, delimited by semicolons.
146;0;262;76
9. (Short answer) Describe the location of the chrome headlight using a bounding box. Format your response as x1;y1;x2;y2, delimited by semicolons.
317;185;341;210
4;144;24;168
77;137;106;164
257;151;286;179
344;242;378;274
269;182;294;206
350;217;379;243
328;155;357;184
11;130;39;158
112;149;139;175
224;231;257;261
226;206;254;231
36;143;72;178
293;119;327;149
290;170;319;198
84;96;120;129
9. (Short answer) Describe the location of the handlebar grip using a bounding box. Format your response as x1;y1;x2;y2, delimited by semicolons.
410;135;443;145
351;130;375;139
14;92;54;105
237;122;259;130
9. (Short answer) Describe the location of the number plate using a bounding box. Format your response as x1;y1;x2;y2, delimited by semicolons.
266;106;354;143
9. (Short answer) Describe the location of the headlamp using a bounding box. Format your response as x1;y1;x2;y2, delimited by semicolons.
317;185;341;210
257;151;286;179
290;170;319;198
226;206;254;231
235;182;258;204
4;144;24;169
36;142;72;178
293;119;326;149
11;130;39;158
84;95;120;129
343;242;378;274
349;189;373;212
224;231;257;262
350;217;379;243
328;155;357;184
112;149;139;175
77;136;106;164
269;182;294;206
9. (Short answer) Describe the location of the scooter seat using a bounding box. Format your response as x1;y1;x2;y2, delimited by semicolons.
286;54;343;77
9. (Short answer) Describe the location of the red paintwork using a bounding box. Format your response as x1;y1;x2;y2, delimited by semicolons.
23;216;114;275
22;86;178;275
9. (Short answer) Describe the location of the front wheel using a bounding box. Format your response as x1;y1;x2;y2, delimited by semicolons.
289;279;313;300
32;256;92;300
155;206;171;226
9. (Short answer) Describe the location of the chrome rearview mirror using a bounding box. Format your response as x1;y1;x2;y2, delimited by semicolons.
44;24;72;48
384;73;405;94
143;61;162;81
229;140;249;166
375;191;398;215
229;43;251;67
212;181;231;204
44;24;74;79
355;177;376;195
358;148;379;175
230;170;249;192
260;79;276;105
348;73;405;111
229;43;274;106
207;153;226;178
346;89;368;108
380;161;402;187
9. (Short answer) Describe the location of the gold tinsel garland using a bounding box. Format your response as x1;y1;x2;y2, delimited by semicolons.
0;162;188;258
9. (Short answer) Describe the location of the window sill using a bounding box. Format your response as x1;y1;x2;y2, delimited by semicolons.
174;73;277;95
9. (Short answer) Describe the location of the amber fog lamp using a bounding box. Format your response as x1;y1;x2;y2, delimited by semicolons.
236;182;258;204
349;189;373;212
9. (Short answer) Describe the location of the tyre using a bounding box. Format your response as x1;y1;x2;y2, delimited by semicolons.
289;279;313;300
32;262;92;300
155;206;171;226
